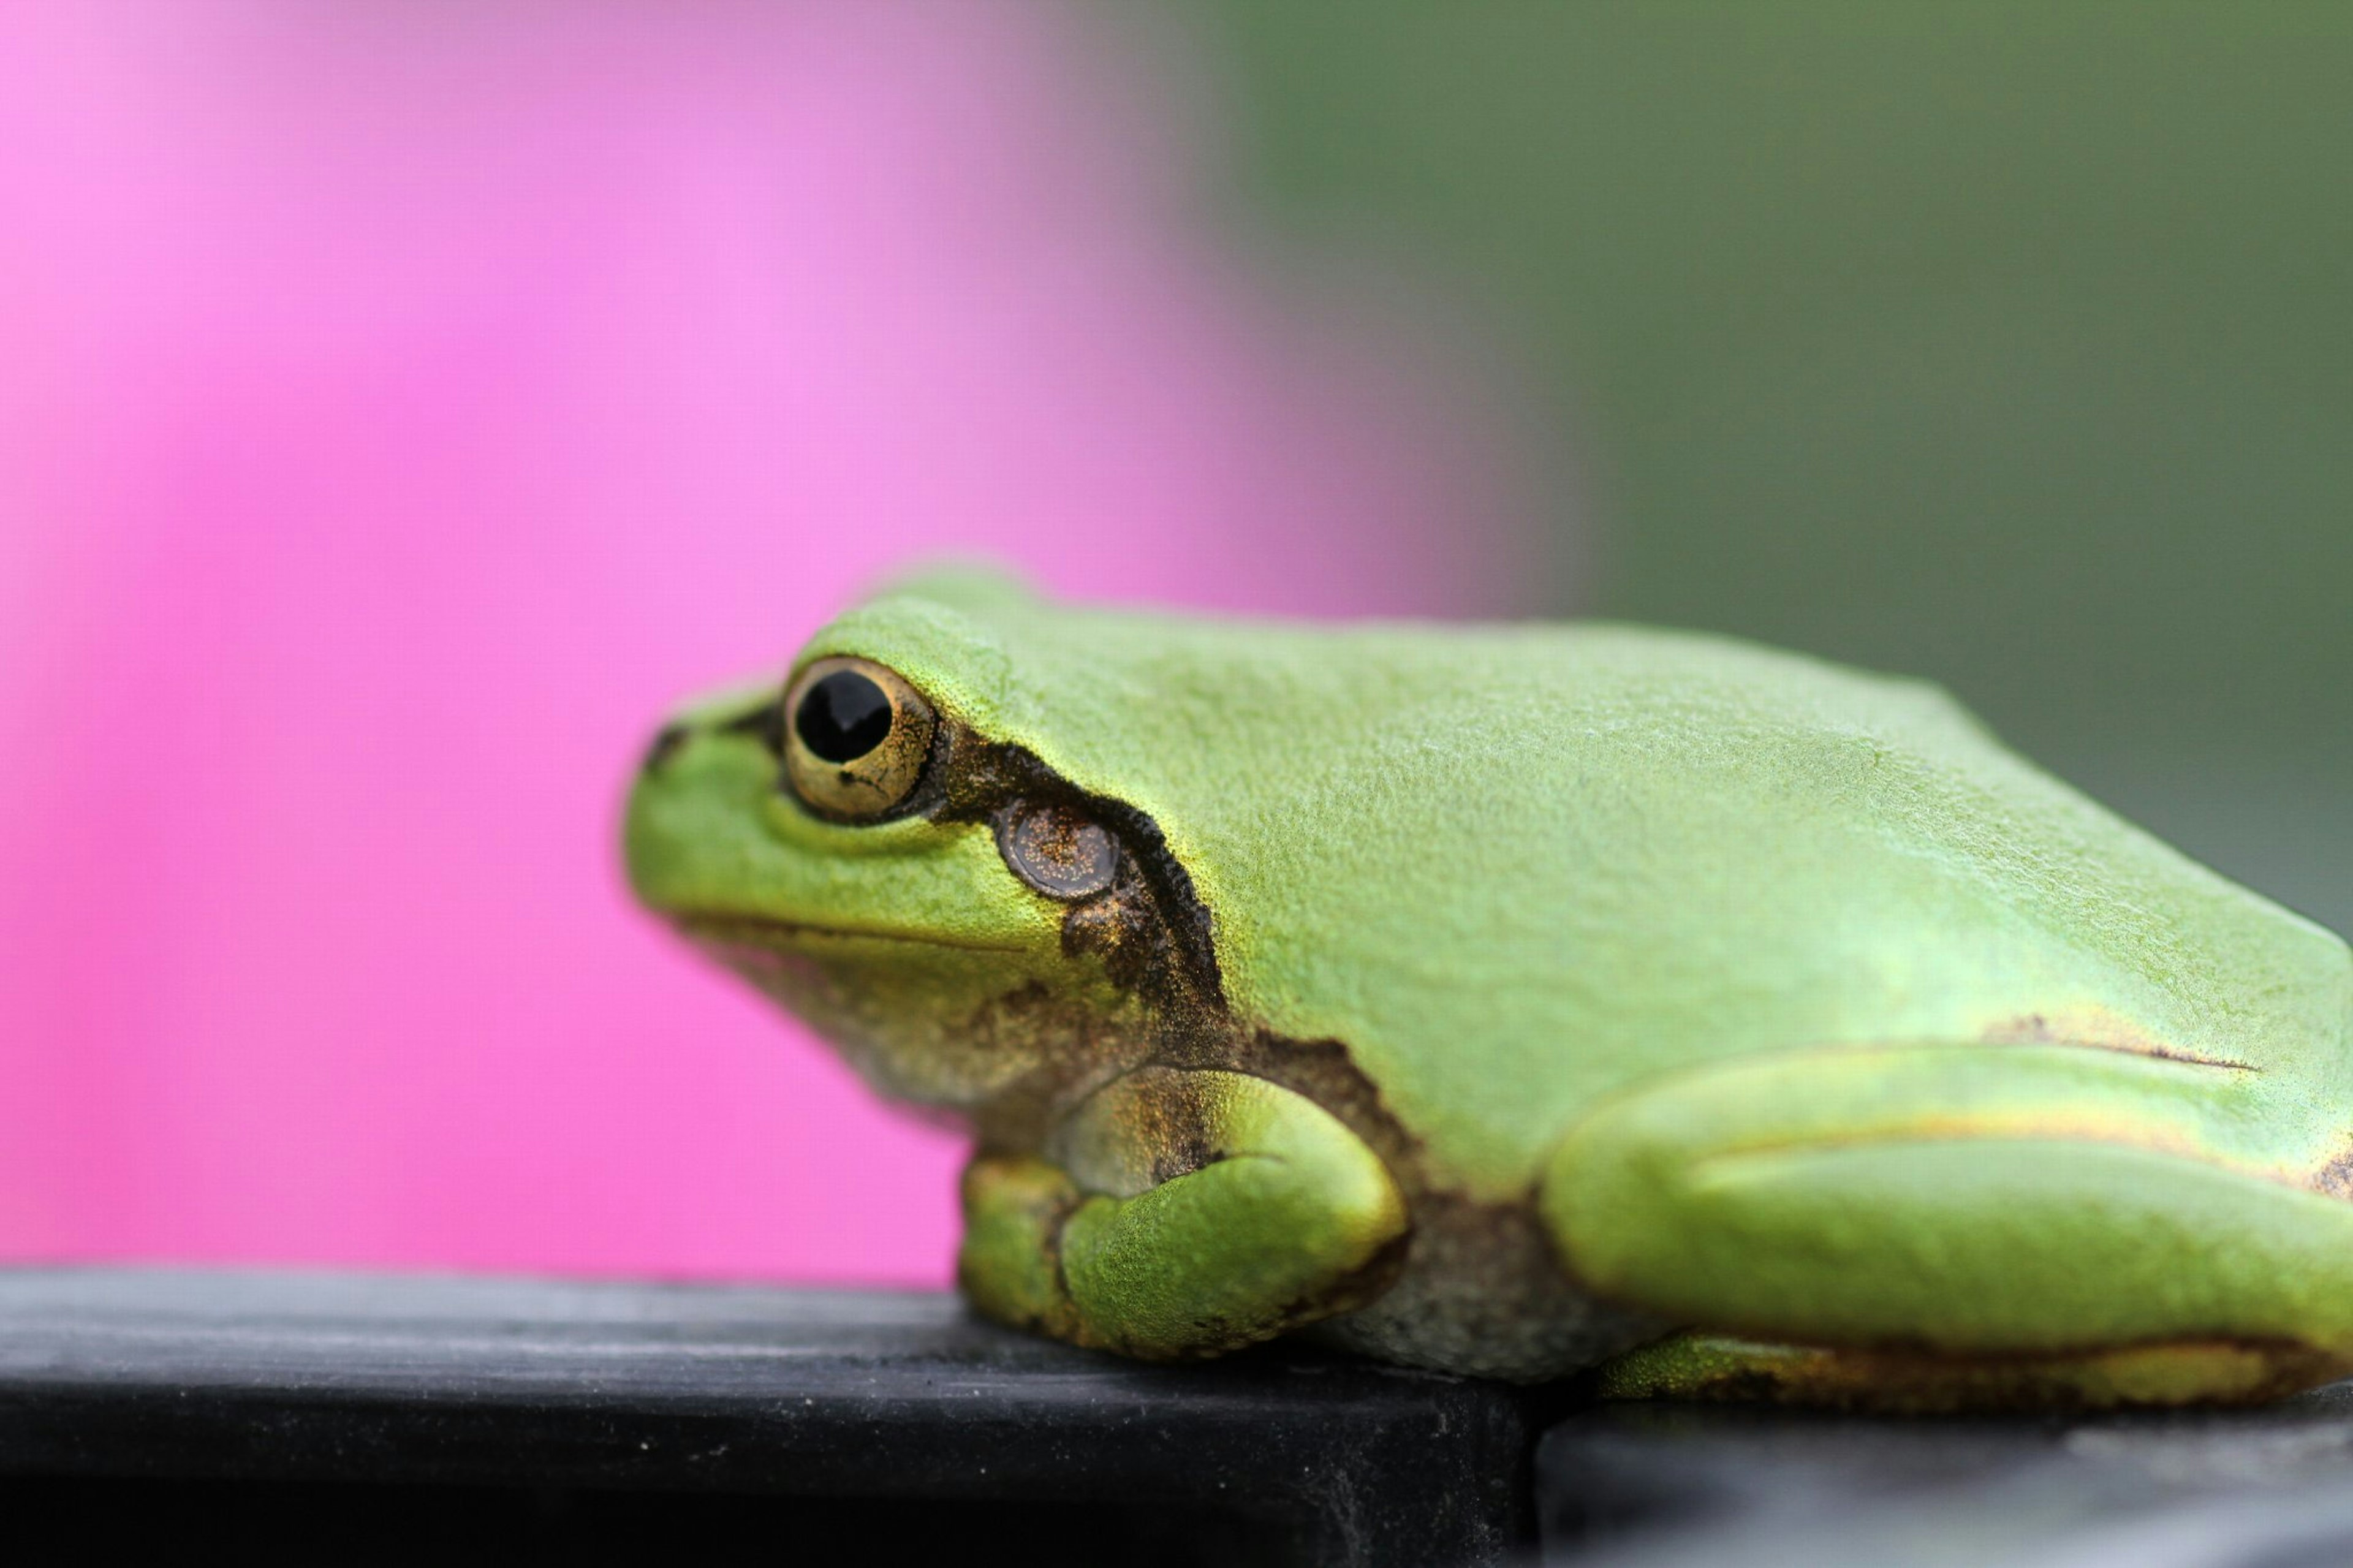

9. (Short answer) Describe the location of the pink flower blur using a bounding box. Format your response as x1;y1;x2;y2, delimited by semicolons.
0;4;1532;1282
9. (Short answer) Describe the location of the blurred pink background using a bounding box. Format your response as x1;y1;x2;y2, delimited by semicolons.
0;4;1531;1283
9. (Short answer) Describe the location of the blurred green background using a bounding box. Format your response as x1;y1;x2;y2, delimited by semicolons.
1158;2;2353;936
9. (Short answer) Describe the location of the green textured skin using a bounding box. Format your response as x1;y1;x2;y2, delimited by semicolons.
625;568;2353;1403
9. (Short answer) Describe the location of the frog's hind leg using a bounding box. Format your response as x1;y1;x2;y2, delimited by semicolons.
1540;1043;2353;1410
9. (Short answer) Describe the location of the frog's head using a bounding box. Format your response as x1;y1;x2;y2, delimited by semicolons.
624;566;1221;1116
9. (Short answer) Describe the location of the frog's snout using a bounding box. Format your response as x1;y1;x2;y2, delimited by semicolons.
639;694;785;778
640;721;691;775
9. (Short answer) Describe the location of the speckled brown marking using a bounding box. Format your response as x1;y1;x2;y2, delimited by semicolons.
995;800;1118;900
1117;1071;1218;1186
961;982;1159;1155
2311;1146;2353;1201
1983;1007;2257;1073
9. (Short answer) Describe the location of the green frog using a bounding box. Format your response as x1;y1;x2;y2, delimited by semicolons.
624;567;2353;1408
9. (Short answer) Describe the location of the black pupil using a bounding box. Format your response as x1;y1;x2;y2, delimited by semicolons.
795;670;895;763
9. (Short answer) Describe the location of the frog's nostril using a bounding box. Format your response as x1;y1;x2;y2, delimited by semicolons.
640;722;691;774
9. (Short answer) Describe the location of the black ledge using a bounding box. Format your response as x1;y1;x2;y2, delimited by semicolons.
0;1268;1545;1567
20;1268;2353;1566
1539;1384;2353;1566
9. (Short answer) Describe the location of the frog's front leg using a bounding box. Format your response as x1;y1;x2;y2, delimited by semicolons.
959;1068;1409;1359
1542;1043;2353;1407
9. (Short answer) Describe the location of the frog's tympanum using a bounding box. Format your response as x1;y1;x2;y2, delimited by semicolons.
625;568;2353;1409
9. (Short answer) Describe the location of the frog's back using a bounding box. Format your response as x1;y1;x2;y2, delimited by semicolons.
1257;627;2345;1192
851;586;2353;1202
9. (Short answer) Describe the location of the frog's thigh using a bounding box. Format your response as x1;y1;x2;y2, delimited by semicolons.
1042;1067;1408;1360
1541;1044;2353;1367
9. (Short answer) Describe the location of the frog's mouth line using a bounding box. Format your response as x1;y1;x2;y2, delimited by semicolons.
674;912;1030;955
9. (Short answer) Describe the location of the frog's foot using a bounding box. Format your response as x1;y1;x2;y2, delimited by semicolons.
960;1068;1410;1360
1541;1043;2353;1410
1596;1331;2352;1412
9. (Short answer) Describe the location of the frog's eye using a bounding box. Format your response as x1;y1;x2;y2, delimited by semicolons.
781;656;936;820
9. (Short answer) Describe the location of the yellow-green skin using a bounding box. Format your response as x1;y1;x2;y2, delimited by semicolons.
625;568;2353;1408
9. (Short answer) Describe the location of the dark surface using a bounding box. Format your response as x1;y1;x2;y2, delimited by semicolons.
1540;1389;2353;1566
23;1268;2353;1566
0;1268;1544;1567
